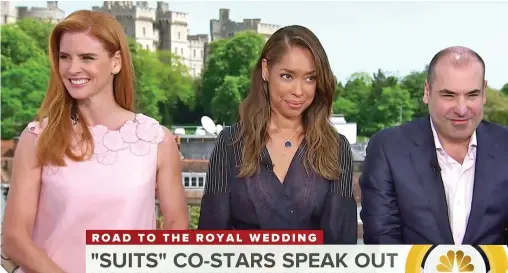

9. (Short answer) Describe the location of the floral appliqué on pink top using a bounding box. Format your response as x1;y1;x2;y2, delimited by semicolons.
91;114;164;165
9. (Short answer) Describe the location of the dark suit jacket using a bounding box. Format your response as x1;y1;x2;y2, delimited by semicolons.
359;116;508;245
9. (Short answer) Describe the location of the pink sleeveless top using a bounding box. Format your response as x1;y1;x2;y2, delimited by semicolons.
19;113;164;273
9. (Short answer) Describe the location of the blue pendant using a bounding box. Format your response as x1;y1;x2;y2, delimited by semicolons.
285;141;292;148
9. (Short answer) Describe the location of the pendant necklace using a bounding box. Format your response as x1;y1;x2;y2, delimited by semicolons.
71;112;79;125
274;126;300;148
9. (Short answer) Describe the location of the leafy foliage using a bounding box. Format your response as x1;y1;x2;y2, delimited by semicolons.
199;31;264;120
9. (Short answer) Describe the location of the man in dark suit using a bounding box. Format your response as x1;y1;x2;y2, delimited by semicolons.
359;46;508;245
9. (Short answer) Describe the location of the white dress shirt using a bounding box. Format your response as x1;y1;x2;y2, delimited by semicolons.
430;119;477;244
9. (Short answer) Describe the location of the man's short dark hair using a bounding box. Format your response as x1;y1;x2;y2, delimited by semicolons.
427;46;486;86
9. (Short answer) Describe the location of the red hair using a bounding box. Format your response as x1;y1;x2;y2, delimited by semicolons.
36;10;135;166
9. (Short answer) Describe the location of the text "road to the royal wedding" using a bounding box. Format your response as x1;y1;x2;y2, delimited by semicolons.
85;230;411;273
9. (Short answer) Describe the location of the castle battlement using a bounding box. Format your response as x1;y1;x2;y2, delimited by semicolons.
210;8;280;41
242;18;261;25
259;22;280;30
136;1;149;9
134;6;156;21
188;34;209;45
157;11;188;26
14;1;64;23
257;22;281;34
188;34;208;40
105;1;132;9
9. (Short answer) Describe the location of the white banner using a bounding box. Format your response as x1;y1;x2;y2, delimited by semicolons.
85;245;508;273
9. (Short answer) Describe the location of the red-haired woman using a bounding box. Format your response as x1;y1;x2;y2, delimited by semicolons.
2;10;188;273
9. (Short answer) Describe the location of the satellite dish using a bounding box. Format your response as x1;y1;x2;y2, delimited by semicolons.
201;116;216;135
195;128;206;136
216;124;223;134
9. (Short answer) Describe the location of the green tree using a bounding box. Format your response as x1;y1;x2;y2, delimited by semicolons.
169;76;205;125
333;73;371;134
15;19;54;53
1;23;49;139
1;23;47;71
500;83;508;96
1;58;50;139
333;71;415;137
400;70;427;118
334;81;345;100
156;51;195;126
200;31;265;122
130;43;194;126
211;75;247;124
361;70;414;136
189;206;200;229
375;85;415;127
131;47;166;120
484;88;508;125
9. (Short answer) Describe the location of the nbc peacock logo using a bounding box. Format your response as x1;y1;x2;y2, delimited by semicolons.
424;246;486;273
435;250;474;272
405;245;508;273
404;245;488;273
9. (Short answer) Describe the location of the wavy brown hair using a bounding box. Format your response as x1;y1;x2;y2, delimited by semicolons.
36;10;135;166
237;25;340;180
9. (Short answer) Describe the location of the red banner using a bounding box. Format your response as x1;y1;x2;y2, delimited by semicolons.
86;230;324;245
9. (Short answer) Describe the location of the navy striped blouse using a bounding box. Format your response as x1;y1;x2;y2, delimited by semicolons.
198;124;358;244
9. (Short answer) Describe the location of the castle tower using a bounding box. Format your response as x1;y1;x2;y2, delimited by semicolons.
94;1;208;77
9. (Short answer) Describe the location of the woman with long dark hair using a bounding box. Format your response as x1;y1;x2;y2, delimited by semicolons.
198;25;357;244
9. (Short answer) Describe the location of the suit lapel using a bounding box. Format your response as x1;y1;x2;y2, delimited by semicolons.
408;117;454;243
463;122;497;244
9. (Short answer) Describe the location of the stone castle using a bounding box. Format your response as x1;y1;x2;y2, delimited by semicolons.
210;8;280;42
92;1;207;78
1;1;65;25
1;1;281;78
92;1;281;77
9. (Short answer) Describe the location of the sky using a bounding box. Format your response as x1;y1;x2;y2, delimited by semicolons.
16;1;508;89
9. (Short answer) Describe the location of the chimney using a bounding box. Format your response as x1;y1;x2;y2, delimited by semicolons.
47;1;58;9
219;8;229;22
157;1;169;12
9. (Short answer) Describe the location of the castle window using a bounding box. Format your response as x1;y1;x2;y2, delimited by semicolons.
143;27;146;36
180;48;183;55
193;49;196;58
178;32;181;40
